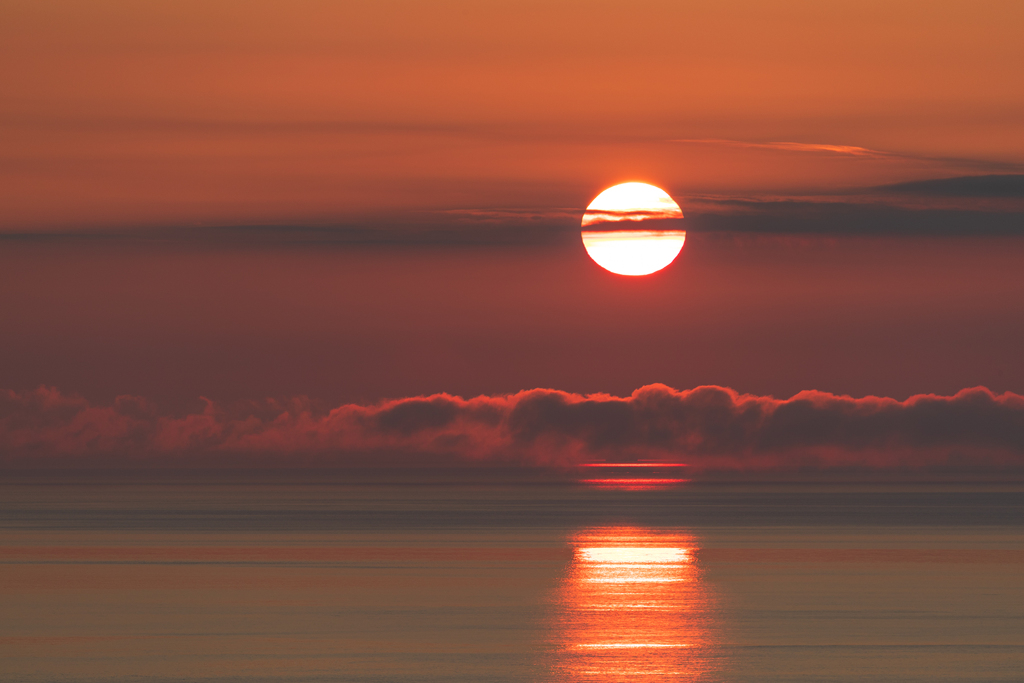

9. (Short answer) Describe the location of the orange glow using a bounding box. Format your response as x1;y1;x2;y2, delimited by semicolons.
552;527;715;680
580;461;690;490
2;3;1021;231
580;462;689;468
581;479;690;490
581;183;685;276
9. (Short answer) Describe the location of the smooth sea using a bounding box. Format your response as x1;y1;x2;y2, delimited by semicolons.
2;480;1022;682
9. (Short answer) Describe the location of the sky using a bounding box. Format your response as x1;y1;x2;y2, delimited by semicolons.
1;0;1023;477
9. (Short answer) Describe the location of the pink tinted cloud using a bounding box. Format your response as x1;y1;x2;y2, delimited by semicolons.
1;384;1022;475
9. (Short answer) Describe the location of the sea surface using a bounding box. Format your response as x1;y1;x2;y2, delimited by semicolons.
1;481;1023;682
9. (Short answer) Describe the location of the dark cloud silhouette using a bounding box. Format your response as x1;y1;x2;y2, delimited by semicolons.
876;174;1024;198
0;214;582;247
2;175;1022;246
2;384;1022;478
686;200;1024;236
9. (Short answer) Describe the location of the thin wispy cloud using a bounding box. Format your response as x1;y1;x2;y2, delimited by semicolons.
671;138;893;158
671;138;1024;174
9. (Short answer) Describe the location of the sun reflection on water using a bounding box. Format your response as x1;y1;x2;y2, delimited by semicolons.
552;527;715;681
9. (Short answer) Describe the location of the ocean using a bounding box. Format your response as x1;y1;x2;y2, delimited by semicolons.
2;481;1022;681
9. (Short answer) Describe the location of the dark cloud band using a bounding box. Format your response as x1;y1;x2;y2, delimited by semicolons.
2;175;1021;245
3;384;1022;477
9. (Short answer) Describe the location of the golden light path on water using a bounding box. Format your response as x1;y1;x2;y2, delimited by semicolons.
552;527;715;680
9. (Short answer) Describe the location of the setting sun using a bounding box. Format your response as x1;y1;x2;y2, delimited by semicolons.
581;182;685;276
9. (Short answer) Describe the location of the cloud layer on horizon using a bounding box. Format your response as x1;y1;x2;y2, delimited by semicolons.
2;384;1023;477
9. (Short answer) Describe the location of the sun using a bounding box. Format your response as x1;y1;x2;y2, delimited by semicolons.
581;182;685;276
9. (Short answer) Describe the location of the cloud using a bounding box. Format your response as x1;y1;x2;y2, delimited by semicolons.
671;139;1024;173
3;199;1021;247
875;174;1024;198
5;176;1022;247
0;211;584;247
685;198;1024;235
2;385;1023;478
671;138;894;158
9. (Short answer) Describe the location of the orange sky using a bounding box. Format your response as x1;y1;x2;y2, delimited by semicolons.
1;1;1023;450
2;0;1022;231
3;235;1024;409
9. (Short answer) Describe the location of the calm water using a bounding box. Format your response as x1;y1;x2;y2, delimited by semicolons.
1;482;1022;682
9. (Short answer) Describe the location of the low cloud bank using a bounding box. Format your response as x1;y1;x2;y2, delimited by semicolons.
2;385;1023;477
